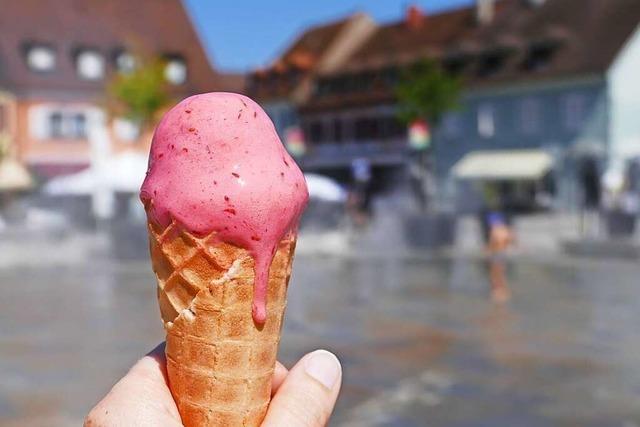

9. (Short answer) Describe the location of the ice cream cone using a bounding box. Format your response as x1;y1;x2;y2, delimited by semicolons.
147;218;296;427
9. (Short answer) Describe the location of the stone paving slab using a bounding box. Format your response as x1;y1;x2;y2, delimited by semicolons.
2;247;640;425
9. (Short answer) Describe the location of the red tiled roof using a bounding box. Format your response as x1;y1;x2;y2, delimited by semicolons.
0;0;226;98
342;6;479;71
215;73;247;95
342;0;640;79
304;0;640;112
279;18;351;70
247;17;352;101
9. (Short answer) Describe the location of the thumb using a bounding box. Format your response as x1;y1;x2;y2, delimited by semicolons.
262;350;342;427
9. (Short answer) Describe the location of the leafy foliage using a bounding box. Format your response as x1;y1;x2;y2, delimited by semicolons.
395;58;461;126
106;55;171;129
0;132;10;161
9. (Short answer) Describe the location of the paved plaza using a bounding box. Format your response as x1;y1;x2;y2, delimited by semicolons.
1;234;640;426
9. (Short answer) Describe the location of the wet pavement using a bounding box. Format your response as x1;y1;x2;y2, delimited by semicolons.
2;248;640;426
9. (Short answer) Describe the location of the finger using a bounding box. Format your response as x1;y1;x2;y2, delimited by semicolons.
262;350;342;427
271;361;289;396
130;342;170;386
85;343;181;426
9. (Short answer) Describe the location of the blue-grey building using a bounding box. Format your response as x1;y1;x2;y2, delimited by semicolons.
292;0;640;209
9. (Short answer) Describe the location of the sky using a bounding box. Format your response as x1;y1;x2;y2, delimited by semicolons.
183;0;473;72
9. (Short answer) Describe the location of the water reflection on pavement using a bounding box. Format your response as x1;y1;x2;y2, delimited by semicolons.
1;253;640;426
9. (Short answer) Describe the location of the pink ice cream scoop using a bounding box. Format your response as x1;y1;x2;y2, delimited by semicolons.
140;92;308;323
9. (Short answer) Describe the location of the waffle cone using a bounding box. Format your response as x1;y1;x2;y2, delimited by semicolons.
147;219;296;427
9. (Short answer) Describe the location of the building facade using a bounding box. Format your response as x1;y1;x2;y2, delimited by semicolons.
0;0;242;178
255;0;640;209
247;13;376;145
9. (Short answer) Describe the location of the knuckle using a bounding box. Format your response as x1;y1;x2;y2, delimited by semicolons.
83;406;105;427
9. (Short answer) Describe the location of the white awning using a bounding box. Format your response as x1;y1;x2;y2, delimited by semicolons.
43;151;149;195
453;149;553;181
304;173;347;202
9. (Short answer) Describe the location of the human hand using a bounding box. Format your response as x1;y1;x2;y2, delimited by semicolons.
85;343;342;427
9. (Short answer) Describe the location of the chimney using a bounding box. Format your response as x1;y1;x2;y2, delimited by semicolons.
405;5;425;30
476;0;495;25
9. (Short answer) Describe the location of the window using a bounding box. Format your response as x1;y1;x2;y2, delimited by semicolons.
354;117;380;141
26;44;56;72
477;104;495;138
382;67;399;86
380;116;406;140
351;72;373;92
49;112;63;138
76;50;105;80
316;79;332;96
307;121;324;143
113;117;141;142
29;106;98;141
333;119;343;143
522;43;556;71
520;97;541;134
164;56;187;85
115;51;136;74
477;52;507;77
72;114;87;138
47;111;87;140
564;93;586;131
443;56;468;76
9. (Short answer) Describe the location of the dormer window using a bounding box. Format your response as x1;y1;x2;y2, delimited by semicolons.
442;55;468;76
25;44;56;72
76;50;105;80
164;55;187;85
477;50;509;77
115;51;136;74
522;41;557;71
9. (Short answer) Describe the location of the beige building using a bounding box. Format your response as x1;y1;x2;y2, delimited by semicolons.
0;0;243;178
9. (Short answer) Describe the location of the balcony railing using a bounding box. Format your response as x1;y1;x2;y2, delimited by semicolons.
298;138;409;168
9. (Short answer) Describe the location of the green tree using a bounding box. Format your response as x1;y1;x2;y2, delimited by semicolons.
395;58;461;127
0;132;9;161
395;58;461;211
106;54;172;130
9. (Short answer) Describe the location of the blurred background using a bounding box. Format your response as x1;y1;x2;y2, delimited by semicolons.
1;0;640;425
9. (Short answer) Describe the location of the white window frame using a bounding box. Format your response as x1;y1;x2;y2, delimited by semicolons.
28;105;103;141
478;103;495;138
164;58;187;85
76;50;106;80
112;117;141;142
26;45;56;72
115;52;136;74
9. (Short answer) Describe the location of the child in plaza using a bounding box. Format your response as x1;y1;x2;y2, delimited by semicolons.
486;211;515;303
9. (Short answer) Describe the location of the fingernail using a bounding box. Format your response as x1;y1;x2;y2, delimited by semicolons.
304;350;341;390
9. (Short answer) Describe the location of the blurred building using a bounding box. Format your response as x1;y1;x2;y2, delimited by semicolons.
247;13;376;148
0;0;242;178
250;0;640;209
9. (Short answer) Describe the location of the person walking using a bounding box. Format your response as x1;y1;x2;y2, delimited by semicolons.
486;211;515;303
